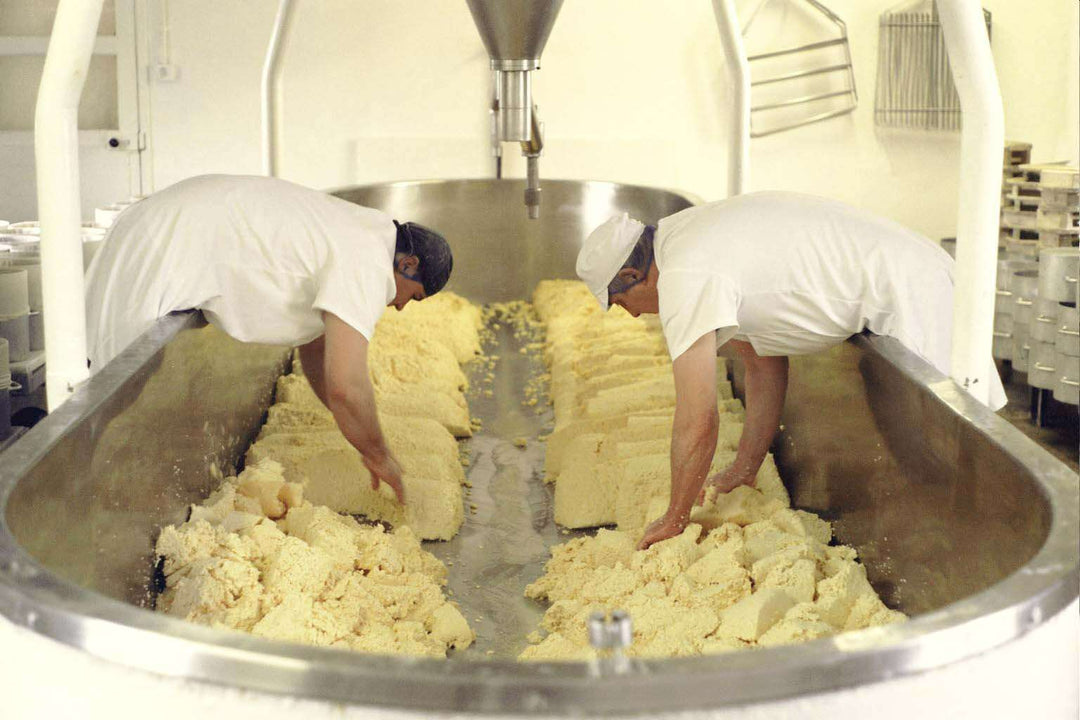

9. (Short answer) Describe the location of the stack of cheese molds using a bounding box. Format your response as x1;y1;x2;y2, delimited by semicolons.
521;280;905;660
246;292;483;541
1002;161;1079;259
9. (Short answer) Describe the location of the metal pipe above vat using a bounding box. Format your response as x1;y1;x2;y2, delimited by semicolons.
467;0;564;219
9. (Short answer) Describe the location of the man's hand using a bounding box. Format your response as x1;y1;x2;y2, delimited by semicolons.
637;511;690;551
322;312;404;505
655;331;720;544
696;464;756;505
712;340;787;503
362;453;406;504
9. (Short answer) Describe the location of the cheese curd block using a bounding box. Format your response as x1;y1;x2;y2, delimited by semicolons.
156;459;473;656
246;436;463;541
553;458;619;528
375;292;482;364
249;291;482;539
720;587;797;642
522;507;905;660
248;430;462;486
369;338;468;393
614;450;739;536
375;388;473;438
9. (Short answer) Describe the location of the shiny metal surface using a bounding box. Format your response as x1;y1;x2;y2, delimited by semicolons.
497;70;532;141
332;179;699;304
0;179;1077;715
2;315;288;605
465;1;563;217
465;0;564;71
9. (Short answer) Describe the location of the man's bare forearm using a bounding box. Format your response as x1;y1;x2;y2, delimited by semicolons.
666;331;720;522
326;380;390;463
299;336;330;407
668;406;719;522
732;354;788;480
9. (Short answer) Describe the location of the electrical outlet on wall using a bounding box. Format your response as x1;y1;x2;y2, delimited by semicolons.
150;64;180;82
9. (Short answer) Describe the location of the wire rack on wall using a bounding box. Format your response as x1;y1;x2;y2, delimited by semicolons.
743;0;858;138
874;0;992;131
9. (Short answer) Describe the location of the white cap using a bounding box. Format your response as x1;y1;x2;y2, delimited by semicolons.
576;213;645;309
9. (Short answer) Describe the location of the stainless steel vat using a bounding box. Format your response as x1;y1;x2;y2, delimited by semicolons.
0;179;1076;715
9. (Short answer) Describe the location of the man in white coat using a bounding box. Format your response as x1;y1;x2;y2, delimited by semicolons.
85;174;455;504
576;191;1006;550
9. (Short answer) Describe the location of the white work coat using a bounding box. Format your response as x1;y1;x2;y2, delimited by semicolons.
85;174;396;371
655;191;1006;410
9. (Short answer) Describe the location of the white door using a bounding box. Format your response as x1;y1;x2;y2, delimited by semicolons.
0;0;143;223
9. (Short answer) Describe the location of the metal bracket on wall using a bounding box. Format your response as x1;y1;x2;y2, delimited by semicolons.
743;0;858;138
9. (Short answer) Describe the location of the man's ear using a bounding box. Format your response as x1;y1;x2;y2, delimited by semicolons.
616;266;643;283
398;255;420;274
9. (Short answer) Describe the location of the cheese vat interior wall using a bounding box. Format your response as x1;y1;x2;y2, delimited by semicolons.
0;179;1075;715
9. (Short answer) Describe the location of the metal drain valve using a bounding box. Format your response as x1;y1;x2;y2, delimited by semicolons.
587;610;632;675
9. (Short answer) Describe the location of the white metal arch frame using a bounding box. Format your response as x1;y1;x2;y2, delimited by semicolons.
712;0;751;197
34;0;104;410
34;0;1003;410
938;0;1005;407
262;0;296;178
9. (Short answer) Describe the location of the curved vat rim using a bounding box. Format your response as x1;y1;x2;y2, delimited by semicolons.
0;186;1076;712
325;176;708;207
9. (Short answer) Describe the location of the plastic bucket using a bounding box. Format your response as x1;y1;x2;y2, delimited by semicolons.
1038;247;1079;303
0;339;10;441
94;205;125;227
0;267;28;316
1053;352;1080;405
1057;305;1080;356
0;313;29;362
28;311;44;352
0;380;10;441
1028;342;1058;390
0;256;42;312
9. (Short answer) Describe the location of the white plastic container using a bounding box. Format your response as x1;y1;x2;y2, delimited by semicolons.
0;267;29;317
1038;247;1079;302
1012;324;1031;373
1034;296;1061;317
1011;269;1039;298
996;252;1029;289
992;331;1012;360
1057;304;1079;353
0;377;10;441
1030;312;1058;343
28;311;44;352
1028;342;1058;389
0;256;42;312
94;205;124;227
0;337;10;440
994;289;1013;314
1053;352;1080;405
6;221;40;235
1013;296;1034;325
0;314;29;363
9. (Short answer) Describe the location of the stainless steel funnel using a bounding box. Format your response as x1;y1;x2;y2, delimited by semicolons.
466;0;564;71
467;0;565;218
